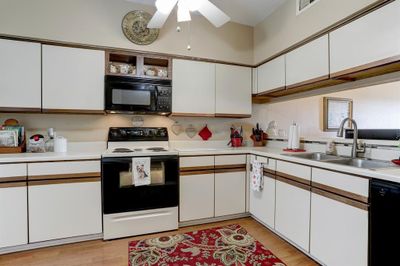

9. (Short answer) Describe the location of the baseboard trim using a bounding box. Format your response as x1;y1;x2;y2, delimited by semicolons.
0;233;103;255
179;213;251;227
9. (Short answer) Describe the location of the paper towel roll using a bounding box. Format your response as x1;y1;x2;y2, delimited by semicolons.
292;125;300;150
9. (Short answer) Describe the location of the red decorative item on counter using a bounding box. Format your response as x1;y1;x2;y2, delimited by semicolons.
198;125;212;141
392;159;400;166
231;137;242;147
283;148;306;152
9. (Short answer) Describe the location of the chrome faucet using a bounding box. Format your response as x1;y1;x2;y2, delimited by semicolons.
337;118;365;158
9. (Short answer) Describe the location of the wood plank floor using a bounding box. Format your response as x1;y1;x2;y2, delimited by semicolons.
0;218;318;266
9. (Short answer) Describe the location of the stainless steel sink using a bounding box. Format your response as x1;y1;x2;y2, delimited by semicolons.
285;152;343;161
327;158;394;169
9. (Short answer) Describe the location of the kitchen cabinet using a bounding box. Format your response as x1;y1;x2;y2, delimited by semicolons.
215;64;252;117
286;35;329;87
249;156;276;228
0;39;41;112
42;45;105;113
310;190;368;266
275;161;311;252
257;55;285;94
27;161;102;242
0;164;28;248
252;68;258;94
330;0;400;77
179;173;215;222
172;59;216;116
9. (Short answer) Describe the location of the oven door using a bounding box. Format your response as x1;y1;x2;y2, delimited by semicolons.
102;155;179;214
105;78;157;113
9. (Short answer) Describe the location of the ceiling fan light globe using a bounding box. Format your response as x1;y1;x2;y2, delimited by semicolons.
155;0;176;14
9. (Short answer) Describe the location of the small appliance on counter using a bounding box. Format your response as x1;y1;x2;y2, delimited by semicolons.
251;123;268;147
228;126;243;147
0;119;26;154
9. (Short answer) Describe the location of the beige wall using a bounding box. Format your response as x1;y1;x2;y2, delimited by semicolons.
250;80;400;138
253;0;379;64
0;0;253;64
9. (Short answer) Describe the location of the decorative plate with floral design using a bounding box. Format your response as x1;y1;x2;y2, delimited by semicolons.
122;10;159;45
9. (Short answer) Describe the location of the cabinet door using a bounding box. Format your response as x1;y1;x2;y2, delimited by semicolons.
0;184;28;248
0;39;41;111
257;55;285;94
42;45;105;112
215;64;251;116
249;157;276;228
172;59;215;115
179;173;214;222
286;35;329;87
215;171;246;217
330;0;400;76
275;179;310;252
28;181;102;242
310;191;368;266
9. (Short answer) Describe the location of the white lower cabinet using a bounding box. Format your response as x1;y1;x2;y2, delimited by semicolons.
275;179;311;252
215;171;246;217
310;191;368;266
0;185;28;248
179;173;214;222
28;181;102;242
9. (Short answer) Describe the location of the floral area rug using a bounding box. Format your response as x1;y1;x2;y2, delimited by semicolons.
128;224;286;266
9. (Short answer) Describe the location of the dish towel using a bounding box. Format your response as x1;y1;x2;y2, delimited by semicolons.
251;160;264;192
132;157;151;186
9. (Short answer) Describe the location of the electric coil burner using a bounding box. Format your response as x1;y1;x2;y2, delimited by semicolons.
102;127;179;240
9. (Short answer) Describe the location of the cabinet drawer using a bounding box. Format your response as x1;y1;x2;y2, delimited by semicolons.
27;161;100;180
255;156;276;172
215;155;246;167
0;163;27;182
180;156;214;170
312;168;369;202
276;161;311;183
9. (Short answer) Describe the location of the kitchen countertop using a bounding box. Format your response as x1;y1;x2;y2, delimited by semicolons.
0;145;399;184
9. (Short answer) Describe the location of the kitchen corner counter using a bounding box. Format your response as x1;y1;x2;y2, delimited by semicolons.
174;146;400;184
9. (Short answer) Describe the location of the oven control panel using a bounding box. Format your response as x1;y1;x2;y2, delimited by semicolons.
108;127;168;142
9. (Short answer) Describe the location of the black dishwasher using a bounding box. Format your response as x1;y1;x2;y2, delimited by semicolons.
370;179;400;265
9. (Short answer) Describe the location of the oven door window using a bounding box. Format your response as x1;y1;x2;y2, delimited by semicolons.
102;156;179;214
120;161;165;188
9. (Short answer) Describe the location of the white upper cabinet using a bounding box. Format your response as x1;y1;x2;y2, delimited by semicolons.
215;64;252;116
257;55;285;94
172;59;215;116
330;0;400;76
0;39;41;110
286;35;329;87
42;45;105;112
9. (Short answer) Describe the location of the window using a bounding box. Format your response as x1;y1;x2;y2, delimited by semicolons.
297;0;321;15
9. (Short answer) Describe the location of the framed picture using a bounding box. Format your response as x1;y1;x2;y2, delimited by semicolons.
323;97;353;132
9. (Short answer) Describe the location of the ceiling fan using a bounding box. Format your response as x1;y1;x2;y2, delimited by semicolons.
143;0;231;28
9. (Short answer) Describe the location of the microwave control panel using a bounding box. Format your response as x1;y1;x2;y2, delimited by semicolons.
157;86;172;111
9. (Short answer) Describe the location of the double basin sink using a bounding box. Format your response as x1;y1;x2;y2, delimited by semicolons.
285;152;394;170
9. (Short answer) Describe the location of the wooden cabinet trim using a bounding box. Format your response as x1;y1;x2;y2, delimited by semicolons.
214;164;246;170
263;172;276;179
28;176;100;186
180;170;215;176
28;172;101;181
276;176;311;191
214;114;251;118
263;169;276;176
256;86;286;96
312;181;368;204
42;109;105;115
0;176;26;183
170;113;215;118
286;75;330;90
0;107;42;113
312;188;369;211
276;171;311;186
0;181;26;188
215;168;246;174
180;166;215;172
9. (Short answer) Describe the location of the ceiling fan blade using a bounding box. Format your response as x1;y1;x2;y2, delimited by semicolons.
147;10;170;28
197;0;230;27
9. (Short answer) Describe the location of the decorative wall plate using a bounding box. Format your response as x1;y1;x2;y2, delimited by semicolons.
122;11;159;45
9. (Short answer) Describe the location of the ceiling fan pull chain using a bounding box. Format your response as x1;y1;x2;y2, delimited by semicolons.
187;21;192;51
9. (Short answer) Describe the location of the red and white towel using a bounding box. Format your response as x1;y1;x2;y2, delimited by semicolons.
251;160;264;192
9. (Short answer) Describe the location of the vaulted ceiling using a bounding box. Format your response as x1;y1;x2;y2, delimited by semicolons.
126;0;287;26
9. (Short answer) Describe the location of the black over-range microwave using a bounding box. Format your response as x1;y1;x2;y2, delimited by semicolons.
105;76;172;115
